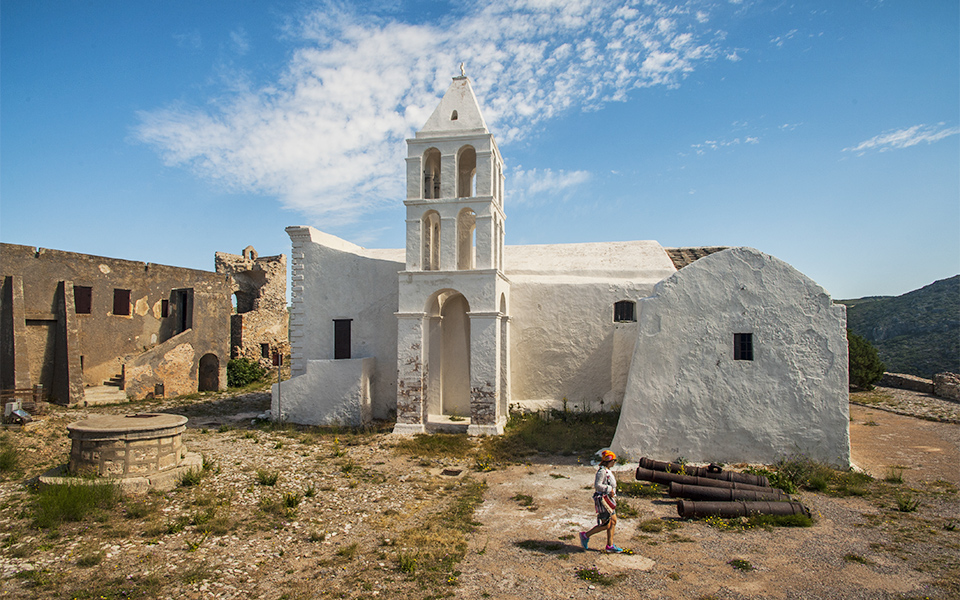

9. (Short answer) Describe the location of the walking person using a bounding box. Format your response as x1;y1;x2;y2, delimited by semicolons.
579;450;624;553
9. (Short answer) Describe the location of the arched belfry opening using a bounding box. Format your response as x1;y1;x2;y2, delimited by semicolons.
457;208;476;270
424;290;471;419
423;148;441;199
457;145;476;198
421;210;441;271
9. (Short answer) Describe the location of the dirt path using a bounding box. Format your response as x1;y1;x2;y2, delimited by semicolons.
850;403;960;486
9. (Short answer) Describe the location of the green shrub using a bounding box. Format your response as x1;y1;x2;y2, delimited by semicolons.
848;329;885;390
227;357;267;388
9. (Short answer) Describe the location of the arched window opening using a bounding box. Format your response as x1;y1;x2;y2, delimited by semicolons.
457;146;476;198
613;300;636;323
421;211;441;271
423;148;441;199
457;208;476;270
451;110;458;121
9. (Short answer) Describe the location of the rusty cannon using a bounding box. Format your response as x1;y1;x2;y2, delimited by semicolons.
677;499;811;519
637;457;769;487
636;467;773;492
668;482;789;503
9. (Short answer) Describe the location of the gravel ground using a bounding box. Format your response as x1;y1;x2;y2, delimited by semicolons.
1;386;958;600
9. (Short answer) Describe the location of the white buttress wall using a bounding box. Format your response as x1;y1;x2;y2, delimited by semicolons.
611;247;850;467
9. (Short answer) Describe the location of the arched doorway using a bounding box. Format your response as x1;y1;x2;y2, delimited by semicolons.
198;354;219;391
425;290;471;418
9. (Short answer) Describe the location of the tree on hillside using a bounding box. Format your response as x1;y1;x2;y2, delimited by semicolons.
848;329;885;390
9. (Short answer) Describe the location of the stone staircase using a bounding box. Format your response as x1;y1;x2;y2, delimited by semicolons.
83;373;128;406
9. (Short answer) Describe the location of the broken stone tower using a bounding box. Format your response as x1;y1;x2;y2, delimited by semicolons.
215;246;288;366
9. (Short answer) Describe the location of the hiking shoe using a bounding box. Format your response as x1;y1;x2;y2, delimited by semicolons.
605;544;624;554
579;532;589;550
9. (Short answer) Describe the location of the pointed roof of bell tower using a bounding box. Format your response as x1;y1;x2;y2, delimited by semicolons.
417;69;489;137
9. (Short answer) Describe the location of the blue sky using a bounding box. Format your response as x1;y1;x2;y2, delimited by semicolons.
2;0;957;300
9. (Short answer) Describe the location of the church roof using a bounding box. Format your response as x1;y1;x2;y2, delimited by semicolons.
664;246;730;270
417;75;489;137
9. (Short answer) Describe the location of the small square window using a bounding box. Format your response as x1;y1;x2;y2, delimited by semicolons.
113;289;131;316
613;300;636;323
74;285;92;314
734;333;753;361
261;343;270;358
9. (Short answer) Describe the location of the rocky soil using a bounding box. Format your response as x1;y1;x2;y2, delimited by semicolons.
1;385;957;600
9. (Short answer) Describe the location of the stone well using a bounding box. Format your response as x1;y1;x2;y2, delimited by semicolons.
56;413;200;492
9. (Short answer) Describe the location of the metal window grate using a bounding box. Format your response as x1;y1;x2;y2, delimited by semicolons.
734;333;754;361
613;300;636;323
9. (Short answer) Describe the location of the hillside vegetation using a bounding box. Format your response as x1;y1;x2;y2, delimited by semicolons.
840;275;959;378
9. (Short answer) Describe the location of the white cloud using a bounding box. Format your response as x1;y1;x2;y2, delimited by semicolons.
230;28;250;55
510;167;592;204
843;123;960;156
136;0;735;226
690;136;758;154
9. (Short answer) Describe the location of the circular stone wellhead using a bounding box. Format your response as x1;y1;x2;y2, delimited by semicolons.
66;413;189;478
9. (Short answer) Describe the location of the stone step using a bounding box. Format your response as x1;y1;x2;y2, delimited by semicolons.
83;385;129;406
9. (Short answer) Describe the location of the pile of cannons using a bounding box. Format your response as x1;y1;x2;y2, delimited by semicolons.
635;457;811;519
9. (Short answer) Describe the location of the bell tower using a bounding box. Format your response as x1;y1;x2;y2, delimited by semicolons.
394;73;511;435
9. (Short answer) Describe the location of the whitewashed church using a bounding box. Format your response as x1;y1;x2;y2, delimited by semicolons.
273;74;851;467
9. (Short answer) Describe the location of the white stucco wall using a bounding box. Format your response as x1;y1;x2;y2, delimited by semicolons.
505;241;676;411
286;227;402;419
272;358;373;426
611;247;850;467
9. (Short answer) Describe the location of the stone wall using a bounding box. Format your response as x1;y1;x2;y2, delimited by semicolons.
933;372;960;401
880;372;935;395
0;243;231;403
215;246;288;366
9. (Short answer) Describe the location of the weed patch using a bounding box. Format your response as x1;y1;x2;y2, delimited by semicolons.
178;468;203;487
483;409;620;461
511;493;537;510
575;566;616;586
729;558;753;571
618;481;664;498
32;482;120;529
255;468;279;486
895;491;921;512
0;433;19;476
394;433;474;459
396;478;486;589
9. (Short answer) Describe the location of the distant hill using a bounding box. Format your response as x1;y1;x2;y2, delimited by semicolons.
839;275;960;379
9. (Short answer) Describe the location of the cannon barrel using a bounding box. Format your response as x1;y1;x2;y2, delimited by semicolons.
669;482;788;502
638;457;719;478
677;500;811;519
636;467;774;492
637;457;768;487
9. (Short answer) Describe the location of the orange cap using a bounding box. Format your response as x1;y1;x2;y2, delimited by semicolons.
601;450;617;463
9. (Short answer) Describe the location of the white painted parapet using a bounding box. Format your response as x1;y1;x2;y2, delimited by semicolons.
272;358;373;427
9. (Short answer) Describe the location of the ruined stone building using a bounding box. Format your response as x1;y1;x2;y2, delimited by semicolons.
275;74;851;467
1;243;287;405
215;246;288;366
